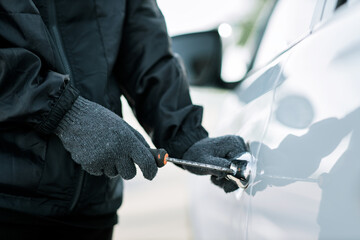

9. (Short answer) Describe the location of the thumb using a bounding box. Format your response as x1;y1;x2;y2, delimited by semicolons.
129;144;158;180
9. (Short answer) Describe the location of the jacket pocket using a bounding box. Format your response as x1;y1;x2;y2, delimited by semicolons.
36;134;76;200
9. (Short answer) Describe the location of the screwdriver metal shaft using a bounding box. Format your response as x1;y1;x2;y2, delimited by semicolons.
166;157;235;175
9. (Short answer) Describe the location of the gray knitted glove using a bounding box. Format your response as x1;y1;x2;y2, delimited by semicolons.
54;96;157;180
182;135;247;193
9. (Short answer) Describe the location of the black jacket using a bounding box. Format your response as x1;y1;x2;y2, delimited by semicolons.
0;0;207;221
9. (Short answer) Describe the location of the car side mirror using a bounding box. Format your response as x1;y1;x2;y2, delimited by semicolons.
171;30;222;87
171;30;248;89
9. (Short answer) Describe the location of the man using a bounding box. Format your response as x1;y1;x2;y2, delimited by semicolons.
0;0;246;239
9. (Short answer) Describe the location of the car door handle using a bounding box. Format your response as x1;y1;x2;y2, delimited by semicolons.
226;152;254;189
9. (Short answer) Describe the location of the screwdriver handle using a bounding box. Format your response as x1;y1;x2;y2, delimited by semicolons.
149;148;168;168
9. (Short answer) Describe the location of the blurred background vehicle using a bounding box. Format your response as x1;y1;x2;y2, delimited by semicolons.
115;0;360;239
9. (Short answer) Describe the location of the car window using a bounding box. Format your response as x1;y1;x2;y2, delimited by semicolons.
159;0;276;84
253;0;318;69
220;0;276;83
321;0;359;22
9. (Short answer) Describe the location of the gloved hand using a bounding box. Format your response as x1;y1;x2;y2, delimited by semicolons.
182;135;247;193
54;96;157;180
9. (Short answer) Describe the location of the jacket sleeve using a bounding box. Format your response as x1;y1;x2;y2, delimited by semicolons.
0;1;78;134
117;0;208;158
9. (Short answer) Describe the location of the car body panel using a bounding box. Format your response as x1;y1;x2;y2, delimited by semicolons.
189;1;360;239
250;5;360;238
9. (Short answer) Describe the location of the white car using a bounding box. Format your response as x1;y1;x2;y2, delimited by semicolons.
172;0;360;239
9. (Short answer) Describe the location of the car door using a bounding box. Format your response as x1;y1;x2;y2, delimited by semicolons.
250;1;360;239
188;0;332;239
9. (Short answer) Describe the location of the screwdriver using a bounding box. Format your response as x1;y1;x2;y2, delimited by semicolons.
149;148;252;188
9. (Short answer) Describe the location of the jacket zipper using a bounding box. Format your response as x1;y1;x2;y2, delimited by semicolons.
48;0;84;212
